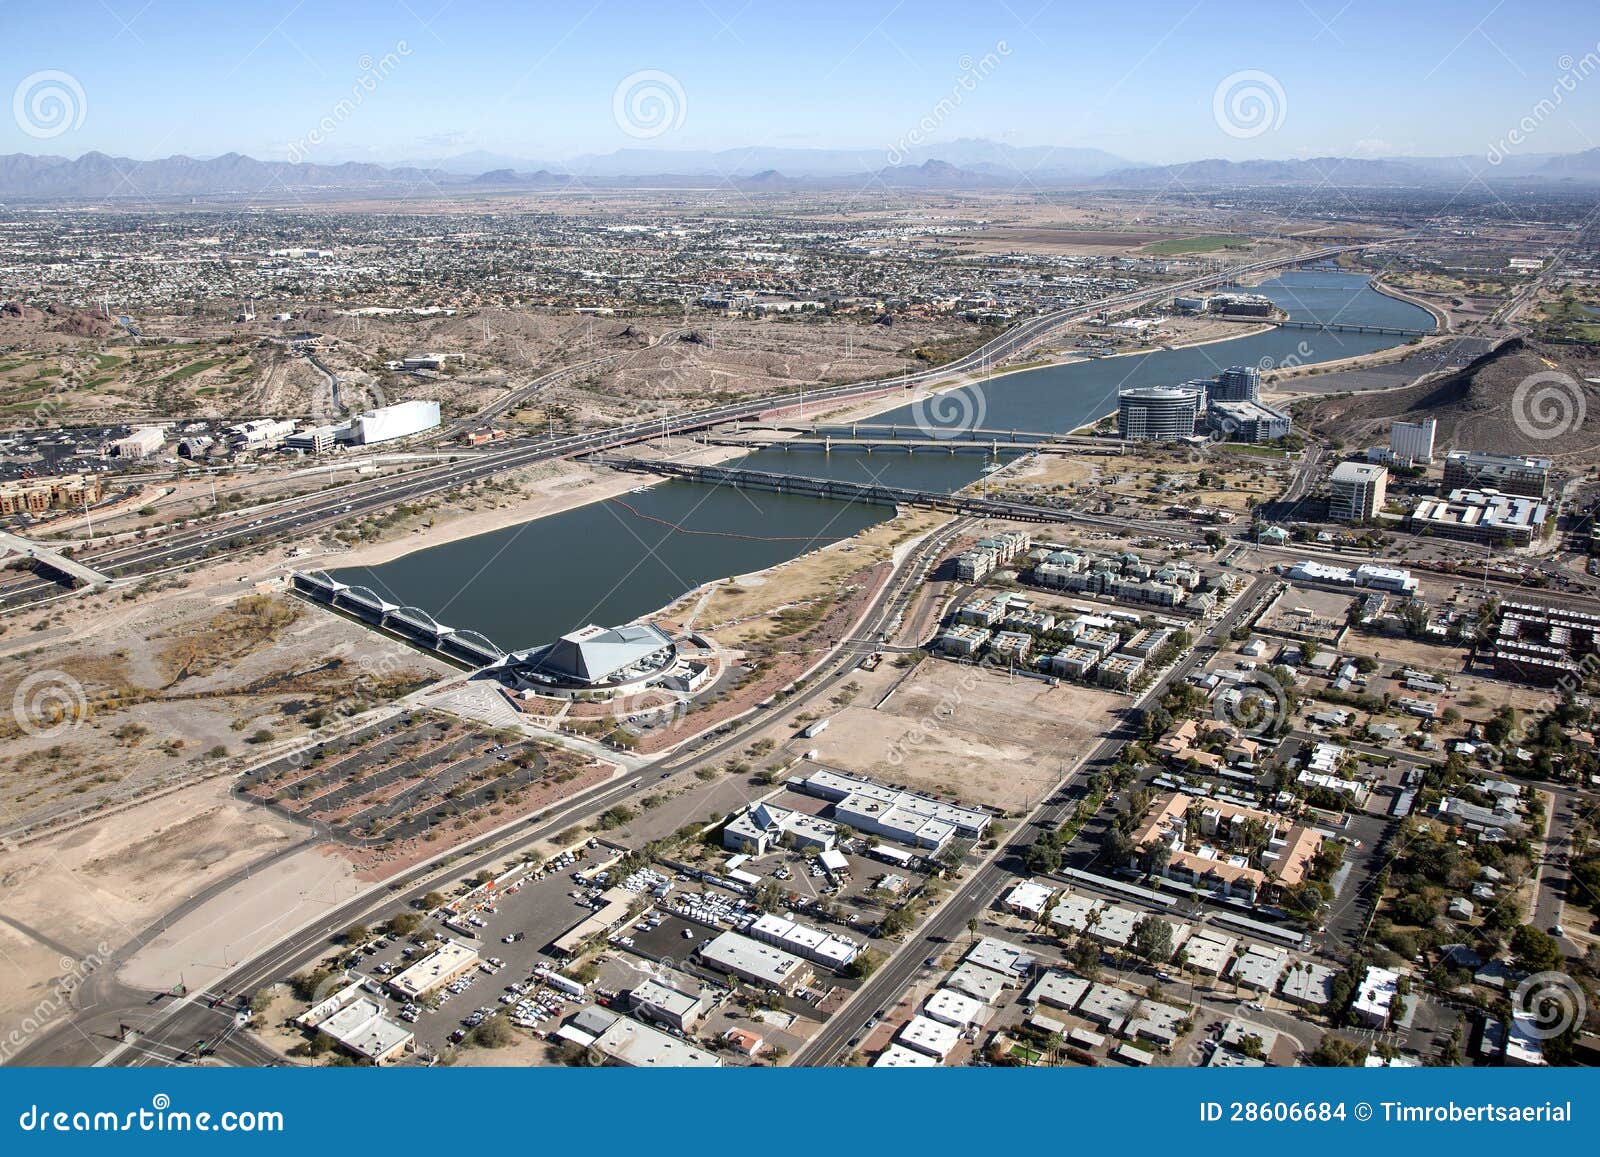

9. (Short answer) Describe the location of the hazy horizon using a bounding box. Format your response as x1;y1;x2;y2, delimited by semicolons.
4;0;1598;170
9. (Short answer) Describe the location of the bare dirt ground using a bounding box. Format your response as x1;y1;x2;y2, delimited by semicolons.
1297;338;1600;466
0;584;445;835
799;658;1121;814
0;776;312;1039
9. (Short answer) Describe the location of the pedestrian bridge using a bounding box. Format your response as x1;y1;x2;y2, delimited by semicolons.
290;571;508;665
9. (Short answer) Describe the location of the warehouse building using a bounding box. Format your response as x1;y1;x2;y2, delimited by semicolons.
697;930;813;990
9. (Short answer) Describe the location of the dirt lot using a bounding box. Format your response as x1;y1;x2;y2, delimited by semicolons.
0;775;315;1040
799;658;1122;813
0;584;445;835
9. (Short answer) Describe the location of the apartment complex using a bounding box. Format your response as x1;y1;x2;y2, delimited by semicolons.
0;473;104;515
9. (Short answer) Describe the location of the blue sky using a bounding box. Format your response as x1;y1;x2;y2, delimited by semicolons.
2;0;1597;165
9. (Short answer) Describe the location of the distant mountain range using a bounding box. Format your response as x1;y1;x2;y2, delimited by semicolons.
2;141;1598;201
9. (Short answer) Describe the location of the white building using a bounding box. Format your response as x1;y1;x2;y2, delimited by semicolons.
348;399;441;445
1389;418;1436;465
1328;461;1388;522
112;426;165;459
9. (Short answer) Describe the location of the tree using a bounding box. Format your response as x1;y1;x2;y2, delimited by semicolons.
1130;916;1174;964
420;891;447;910
385;912;423;938
1308;1034;1368;1067
1510;924;1562;973
340;923;370;945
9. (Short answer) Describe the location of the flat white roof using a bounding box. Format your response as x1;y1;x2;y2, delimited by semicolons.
387;940;478;998
897;1014;963;1060
874;1043;938;1067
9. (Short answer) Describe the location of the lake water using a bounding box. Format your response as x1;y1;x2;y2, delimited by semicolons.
333;271;1433;651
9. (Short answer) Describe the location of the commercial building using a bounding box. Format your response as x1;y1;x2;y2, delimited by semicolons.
1286;559;1417;594
1211;365;1261;403
286;425;340;453
386;940;479;999
1327;461;1387;522
747;912;861;971
299;992;413;1064
627;976;706;1033
1117;385;1201;442
348;399;441;445
226;418;296;452
507;622;676;689
590;1013;721;1067
722;801;837;856
1410;488;1550;547
111;426;165;459
697;930;812;990
896;1014;963;1060
794;767;990;852
1208;399;1292;443
1442;450;1550;498
1389;418;1436;466
874;1043;939;1067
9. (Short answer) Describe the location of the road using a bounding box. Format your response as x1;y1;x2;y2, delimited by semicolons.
13;512;971;1067
792;573;1277;1065
0;244;1364;613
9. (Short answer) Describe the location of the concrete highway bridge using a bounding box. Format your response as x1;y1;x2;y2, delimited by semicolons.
291;571;507;665
708;422;1125;455
0;530;113;588
599;456;1076;523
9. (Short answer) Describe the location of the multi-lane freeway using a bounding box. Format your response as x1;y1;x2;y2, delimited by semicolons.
0;244;1366;613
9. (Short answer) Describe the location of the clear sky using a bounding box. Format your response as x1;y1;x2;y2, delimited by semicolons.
2;0;1597;166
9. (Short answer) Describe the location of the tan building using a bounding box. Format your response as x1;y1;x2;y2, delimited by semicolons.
0;473;105;516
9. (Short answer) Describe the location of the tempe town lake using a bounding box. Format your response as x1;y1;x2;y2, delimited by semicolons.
332;272;1434;651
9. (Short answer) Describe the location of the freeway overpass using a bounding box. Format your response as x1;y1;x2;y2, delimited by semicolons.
0;242;1371;612
0;530;113;588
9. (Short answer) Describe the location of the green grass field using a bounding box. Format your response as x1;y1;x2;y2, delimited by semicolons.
1142;235;1252;255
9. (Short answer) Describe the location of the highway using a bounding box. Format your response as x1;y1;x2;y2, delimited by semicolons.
0;244;1364;613
792;573;1277;1066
